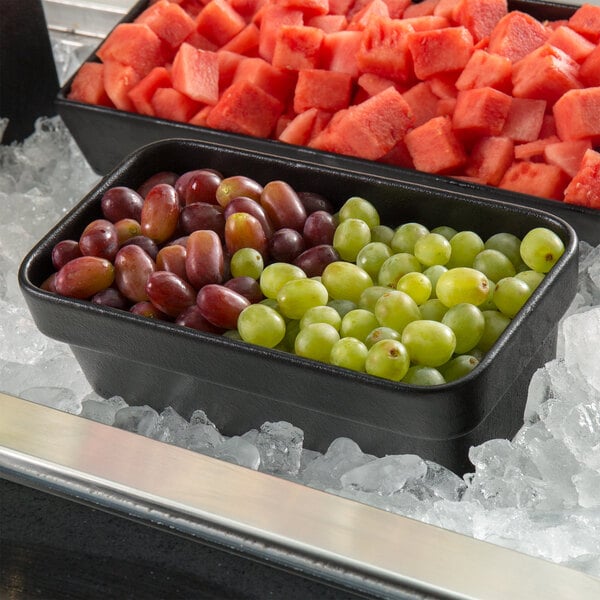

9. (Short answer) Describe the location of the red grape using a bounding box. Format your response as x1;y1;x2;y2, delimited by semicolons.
101;186;144;222
260;180;307;232
196;284;250;329
185;229;225;289
140;183;180;243
114;244;156;303
146;270;197;317
51;239;82;270
79;219;119;261
55;256;115;299
175;169;222;205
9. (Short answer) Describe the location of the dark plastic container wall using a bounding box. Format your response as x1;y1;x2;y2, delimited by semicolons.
19;139;578;473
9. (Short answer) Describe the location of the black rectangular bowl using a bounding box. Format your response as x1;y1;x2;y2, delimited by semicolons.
19;138;578;474
54;0;600;245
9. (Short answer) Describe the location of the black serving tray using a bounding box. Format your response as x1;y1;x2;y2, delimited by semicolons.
54;0;600;245
19;138;578;473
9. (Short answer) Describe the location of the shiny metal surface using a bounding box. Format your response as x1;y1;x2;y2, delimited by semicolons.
42;0;129;37
1;392;599;600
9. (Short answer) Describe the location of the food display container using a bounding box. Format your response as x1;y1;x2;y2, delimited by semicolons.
54;0;600;245
19;138;578;474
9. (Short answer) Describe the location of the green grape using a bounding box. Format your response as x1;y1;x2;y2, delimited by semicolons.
356;242;393;280
374;290;421;334
436;267;491;307
371;225;395;245
237;304;286;348
431;225;458;241
485;232;522;268
364;326;401;348
422;264;447;299
365;339;410;381
520;227;565;273
276;278;329;320
396;272;432;305
439;355;479;382
329;337;368;372
419;298;449;321
391;222;429;254
333;218;371;261
340;309;380;342
516;270;545;291
321;261;373;304
492;276;532;318
477;310;511;352
260;262;306;299
223;329;243;341
259;296;282;312
300;305;342;330
478;278;496;310
401;320;456;367
327;298;357;318
447;230;485;268
338;196;380;228
294;322;340;363
402;365;446;386
280;318;301;352
229;247;264;279
378;252;422;287
472;249;516;283
441;302;485;354
468;347;486;362
358;285;390;312
413;233;452;267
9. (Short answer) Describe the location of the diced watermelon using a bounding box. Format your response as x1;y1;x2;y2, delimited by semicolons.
402;81;440;126
195;0;246;47
67;62;114;107
233;57;297;104
271;25;325;71
547;25;596;63
452;0;508;43
539;114;557;138
434;0;461;19
465;136;514;185
206;80;284;137
171;43;219;104
378;138;415;168
103;60;142;111
307;14;348;33
278;107;319;144
382;0;412;19
511;44;583;106
544;139;593;178
135;0;196;49
278;0;329;17
568;4;600;43
500;97;546;142
96;23;167;77
579;44;600;87
348;0;390;30
328;0;354;15
428;72;459;98
407;26;474;80
402;16;451;31
454;48;512;93
436;96;456;116
499;161;569;200
151;87;203;121
356;16;415;83
189;105;213;126
357;72;398;97
258;5;304;62
228;0;267;20
182;29;219;51
127;66;172;115
293;68;353;112
553;87;600;142
404;115;467;173
180;0;206;18
513;136;561;161
217;50;245;92
403;0;439;18
220;23;260;56
309;86;415;160
563;148;600;208
321;30;363;77
487;11;549;62
452;86;512;141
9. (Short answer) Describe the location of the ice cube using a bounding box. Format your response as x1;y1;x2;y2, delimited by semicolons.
468;438;540;479
211;436;261;470
255;421;304;476
559;401;600;469
18;385;81;415
172;421;225;452
113;405;159;437
152;406;189;443
562;307;600;393
80;395;128;425
573;468;600;509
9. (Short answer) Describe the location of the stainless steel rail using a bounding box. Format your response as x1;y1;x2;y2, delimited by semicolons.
1;392;599;600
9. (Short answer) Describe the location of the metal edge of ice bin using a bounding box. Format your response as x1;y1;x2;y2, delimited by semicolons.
2;392;600;600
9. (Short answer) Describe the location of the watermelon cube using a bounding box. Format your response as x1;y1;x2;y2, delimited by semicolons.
189;105;213;127
102;61;142;111
220;23;261;56
67;62;113;108
233;57;297;104
135;0;196;49
195;0;246;47
271;25;325;71
465;136;514;185
454;49;512;93
568;4;600;43
547;25;596;63
382;0;412;19
293;69;353;113
258;5;304;63
206;80;284;137
404;115;467;173
544;139;593;178
563;148;600;208
277;0;329;17
403;0;438;18
452;86;512;141
452;0;508;43
498;161;569;200
487;11;549;62
513;136;561;161
306;14;349;33
357;72;398;97
128;66;172;116
500;97;546;142
321;30;363;77
402;81;439;126
512;44;583;106
151;87;203;122
407;26;474;80
356;16;416;83
171;43;219;104
217;50;245;92
348;0;390;30
553;87;600;142
579;44;600;87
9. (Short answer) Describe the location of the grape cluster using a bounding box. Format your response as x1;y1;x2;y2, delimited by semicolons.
44;168;565;385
